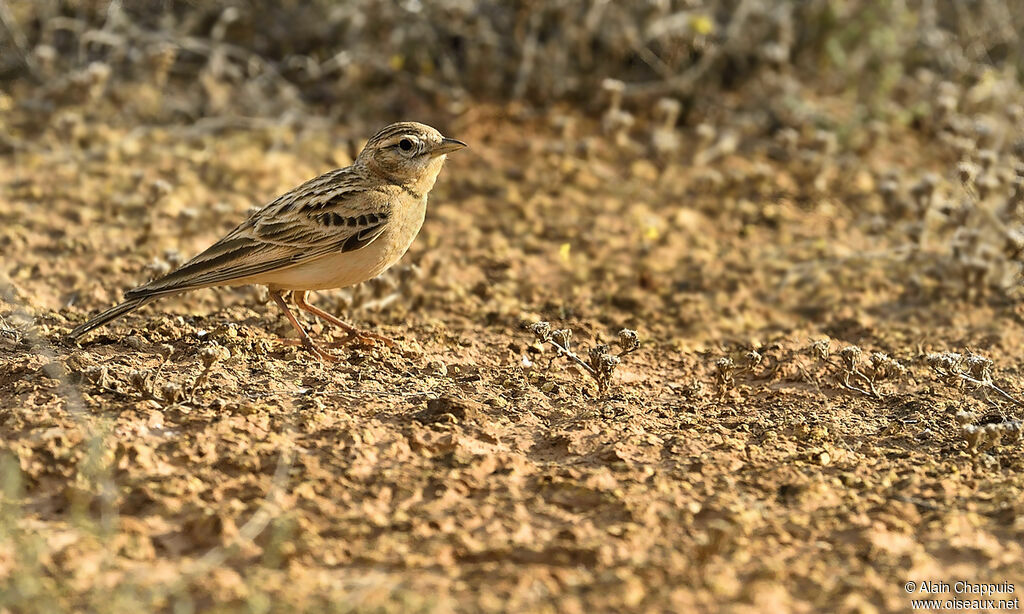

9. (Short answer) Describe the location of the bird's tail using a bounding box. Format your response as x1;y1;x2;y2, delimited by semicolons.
68;296;155;341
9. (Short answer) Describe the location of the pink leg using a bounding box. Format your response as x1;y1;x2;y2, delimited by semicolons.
270;289;337;362
292;291;396;348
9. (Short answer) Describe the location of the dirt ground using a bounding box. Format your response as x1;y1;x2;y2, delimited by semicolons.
2;101;1024;613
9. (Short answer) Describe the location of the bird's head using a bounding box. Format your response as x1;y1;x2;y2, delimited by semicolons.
358;121;466;193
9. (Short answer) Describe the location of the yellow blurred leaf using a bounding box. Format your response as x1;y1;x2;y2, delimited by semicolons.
559;243;571;263
690;14;714;35
389;55;405;70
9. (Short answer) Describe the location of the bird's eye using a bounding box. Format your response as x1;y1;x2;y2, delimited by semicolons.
399;139;413;151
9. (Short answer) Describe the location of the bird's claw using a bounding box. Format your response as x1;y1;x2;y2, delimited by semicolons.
323;330;396;348
276;337;338;362
351;330;396;348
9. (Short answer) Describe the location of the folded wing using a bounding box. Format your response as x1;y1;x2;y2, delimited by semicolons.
125;172;390;299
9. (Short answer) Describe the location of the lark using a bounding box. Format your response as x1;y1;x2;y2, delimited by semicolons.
68;121;466;361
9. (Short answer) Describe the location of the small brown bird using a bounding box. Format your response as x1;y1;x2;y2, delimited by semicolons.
69;121;466;361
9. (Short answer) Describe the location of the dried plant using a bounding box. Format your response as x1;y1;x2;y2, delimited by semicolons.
191;343;231;399
527;321;639;396
808;340;907;399
128;368;152;398
926;351;1024;409
714;356;735;396
960;417;1023;453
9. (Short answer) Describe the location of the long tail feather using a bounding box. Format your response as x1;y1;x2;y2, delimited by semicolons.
68;296;155;340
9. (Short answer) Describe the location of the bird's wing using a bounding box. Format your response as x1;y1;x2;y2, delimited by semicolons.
125;169;390;299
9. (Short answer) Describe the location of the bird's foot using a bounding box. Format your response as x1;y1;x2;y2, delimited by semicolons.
276;337;338;362
326;329;396;349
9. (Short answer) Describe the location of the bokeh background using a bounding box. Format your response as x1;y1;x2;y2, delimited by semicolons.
3;1;1023;127
3;1;1024;613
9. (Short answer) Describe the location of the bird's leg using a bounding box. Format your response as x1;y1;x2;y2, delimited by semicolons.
270;289;337;362
292;290;396;347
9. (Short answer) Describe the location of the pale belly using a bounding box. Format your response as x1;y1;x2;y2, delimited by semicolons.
241;199;426;291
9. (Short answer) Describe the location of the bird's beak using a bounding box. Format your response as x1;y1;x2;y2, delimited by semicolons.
432;137;467;156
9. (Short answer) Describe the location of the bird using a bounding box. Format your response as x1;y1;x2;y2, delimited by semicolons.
68;121;466;361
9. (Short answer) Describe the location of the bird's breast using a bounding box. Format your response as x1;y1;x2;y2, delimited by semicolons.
384;195;428;258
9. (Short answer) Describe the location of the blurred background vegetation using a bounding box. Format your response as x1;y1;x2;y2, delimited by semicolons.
1;0;1021;131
